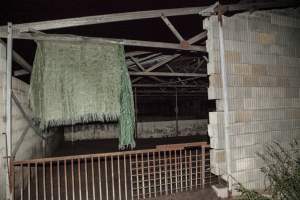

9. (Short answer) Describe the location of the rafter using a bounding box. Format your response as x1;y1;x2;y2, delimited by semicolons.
161;14;185;42
187;31;207;44
132;54;181;83
0;32;206;52
129;71;206;77
0;39;32;74
132;84;203;88
0;7;208;32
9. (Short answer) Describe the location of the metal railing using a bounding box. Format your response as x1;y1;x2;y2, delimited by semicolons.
11;142;218;200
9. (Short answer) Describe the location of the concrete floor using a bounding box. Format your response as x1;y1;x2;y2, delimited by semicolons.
148;188;222;200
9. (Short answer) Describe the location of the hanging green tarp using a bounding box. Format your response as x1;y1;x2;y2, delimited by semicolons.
29;41;135;148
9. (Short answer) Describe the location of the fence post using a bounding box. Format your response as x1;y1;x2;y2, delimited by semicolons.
201;146;205;189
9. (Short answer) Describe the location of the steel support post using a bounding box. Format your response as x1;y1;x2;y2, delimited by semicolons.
218;16;233;192
6;22;13;200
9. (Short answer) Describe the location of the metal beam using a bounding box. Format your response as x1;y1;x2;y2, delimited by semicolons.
129;55;166;83
125;51;152;57
11;125;30;158
161;15;184;42
0;39;32;73
0;7;208;32
192;58;205;73
14;69;28;76
129;56;145;71
127;53;162;68
144;54;181;72
132;54;181;83
0;32;206;52
11;92;44;139
132;84;202;88
187;31;207;44
131;29;208;83
134;94;206;97
166;64;186;85
5;22;13;200
0;2;295;33
129;71;206;77
134;90;206;94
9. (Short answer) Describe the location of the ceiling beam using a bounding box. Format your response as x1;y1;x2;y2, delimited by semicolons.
132;84;203;88
166;64;186;85
129;71;206;77
127;53;162;68
125;51;152;57
132;54;181;83
187;31;207;44
0;32;206;52
0;1;297;34
134;90;207;94
0;7;208;32
1;1;296;33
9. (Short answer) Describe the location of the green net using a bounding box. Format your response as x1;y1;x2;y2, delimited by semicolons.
29;41;135;148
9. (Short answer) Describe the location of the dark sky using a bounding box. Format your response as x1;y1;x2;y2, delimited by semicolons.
7;0;218;23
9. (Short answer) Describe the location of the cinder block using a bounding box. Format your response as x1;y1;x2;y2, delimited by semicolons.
210;149;226;175
209;119;300;140
210;137;225;149
210;74;299;88
229;119;300;135
232;169;264;184
216;99;244;111
233;157;263;172
208;87;298;100
271;13;300;28
206;8;300;191
244;98;300;110
208;123;224;138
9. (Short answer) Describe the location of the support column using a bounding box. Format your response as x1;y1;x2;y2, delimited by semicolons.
5;22;13;200
218;16;233;192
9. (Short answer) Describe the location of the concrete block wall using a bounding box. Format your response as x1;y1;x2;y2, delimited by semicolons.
64;119;208;141
204;8;300;190
0;43;62;199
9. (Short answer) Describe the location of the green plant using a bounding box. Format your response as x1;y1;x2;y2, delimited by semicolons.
238;140;300;200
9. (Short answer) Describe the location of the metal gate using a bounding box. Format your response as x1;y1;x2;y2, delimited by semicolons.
11;142;218;200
